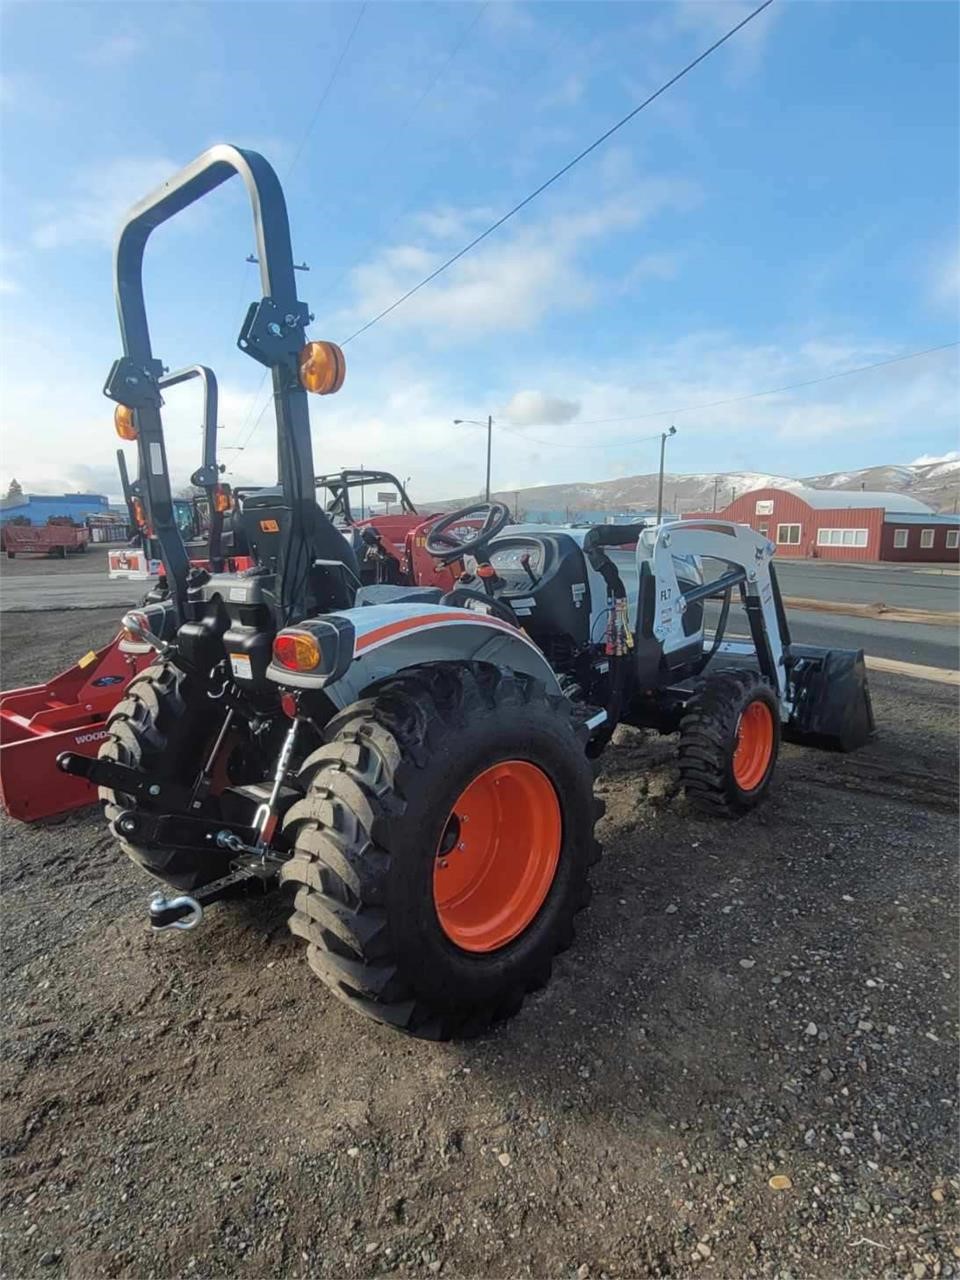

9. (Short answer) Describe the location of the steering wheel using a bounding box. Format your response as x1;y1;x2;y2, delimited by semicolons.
424;501;511;566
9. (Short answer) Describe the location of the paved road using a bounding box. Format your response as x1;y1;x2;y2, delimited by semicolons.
0;574;143;612
704;600;959;671
2;553;957;673
774;559;959;610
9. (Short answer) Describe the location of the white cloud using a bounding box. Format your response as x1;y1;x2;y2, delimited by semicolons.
932;243;960;305
414;206;495;241
671;0;780;77
504;391;581;426
0;278;20;295
31;155;181;251
0;72;58;116
2;305;955;508
620;251;682;290
540;73;586;110
484;1;535;35
338;176;698;340
85;34;145;66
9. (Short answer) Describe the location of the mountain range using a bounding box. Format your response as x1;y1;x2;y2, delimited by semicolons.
431;459;960;518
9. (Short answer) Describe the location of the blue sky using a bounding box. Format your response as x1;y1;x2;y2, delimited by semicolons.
0;0;957;502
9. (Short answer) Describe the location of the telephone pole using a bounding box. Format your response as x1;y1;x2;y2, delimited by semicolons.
452;415;493;502
655;425;677;523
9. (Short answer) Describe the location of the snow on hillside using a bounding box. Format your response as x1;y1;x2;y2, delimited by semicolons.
433;460;960;515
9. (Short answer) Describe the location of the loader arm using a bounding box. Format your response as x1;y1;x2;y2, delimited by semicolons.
641;520;790;707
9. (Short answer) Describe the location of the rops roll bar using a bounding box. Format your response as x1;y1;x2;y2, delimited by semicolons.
103;145;316;621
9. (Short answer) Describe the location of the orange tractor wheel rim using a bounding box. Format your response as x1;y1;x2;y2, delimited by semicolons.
733;700;774;791
433;760;561;953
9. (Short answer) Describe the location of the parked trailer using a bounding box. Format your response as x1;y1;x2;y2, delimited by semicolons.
3;523;89;559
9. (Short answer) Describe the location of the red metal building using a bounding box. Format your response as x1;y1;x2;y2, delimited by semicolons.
684;486;960;563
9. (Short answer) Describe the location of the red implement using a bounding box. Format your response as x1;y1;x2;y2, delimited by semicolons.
0;638;145;821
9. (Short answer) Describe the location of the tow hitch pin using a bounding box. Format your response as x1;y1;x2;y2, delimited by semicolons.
149;892;203;931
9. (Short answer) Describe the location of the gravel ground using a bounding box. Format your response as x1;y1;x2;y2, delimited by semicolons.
1;609;957;1279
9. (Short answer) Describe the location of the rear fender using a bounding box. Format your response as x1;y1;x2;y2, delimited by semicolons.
266;603;561;707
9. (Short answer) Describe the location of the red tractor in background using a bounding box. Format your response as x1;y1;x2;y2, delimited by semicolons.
316;468;466;591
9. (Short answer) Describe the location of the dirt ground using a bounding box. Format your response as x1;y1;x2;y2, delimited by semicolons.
1;608;958;1280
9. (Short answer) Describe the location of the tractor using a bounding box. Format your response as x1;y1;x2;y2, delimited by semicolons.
59;145;875;1040
315;468;469;590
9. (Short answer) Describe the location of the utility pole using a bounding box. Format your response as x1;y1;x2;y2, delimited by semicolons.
485;414;492;503
453;416;493;502
713;476;719;512
655;425;677;523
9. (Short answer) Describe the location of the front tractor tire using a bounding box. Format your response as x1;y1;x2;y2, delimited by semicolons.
678;668;780;817
281;663;602;1039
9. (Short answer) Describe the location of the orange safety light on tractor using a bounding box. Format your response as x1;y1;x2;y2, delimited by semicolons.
298;341;345;395
114;404;138;440
273;630;321;672
213;484;232;514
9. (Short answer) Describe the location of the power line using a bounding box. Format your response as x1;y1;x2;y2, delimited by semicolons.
285;3;368;181
494;422;667;451
482;341;959;452
228;3;368;451
339;0;775;346
236;2;489;457
315;3;579;304
563;341;960;428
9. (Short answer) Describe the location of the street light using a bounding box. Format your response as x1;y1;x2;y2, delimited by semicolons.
655;425;677;523
452;415;493;502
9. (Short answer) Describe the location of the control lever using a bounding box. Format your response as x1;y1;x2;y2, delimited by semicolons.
520;552;539;587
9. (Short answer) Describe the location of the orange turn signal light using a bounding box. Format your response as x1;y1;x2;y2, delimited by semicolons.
213;484;232;514
298;340;345;395
273;630;321;672
131;498;147;529
114;404;138;440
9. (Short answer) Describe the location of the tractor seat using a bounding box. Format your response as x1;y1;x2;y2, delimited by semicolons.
355;585;444;607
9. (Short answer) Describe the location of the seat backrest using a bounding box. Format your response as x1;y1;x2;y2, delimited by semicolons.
238;487;361;611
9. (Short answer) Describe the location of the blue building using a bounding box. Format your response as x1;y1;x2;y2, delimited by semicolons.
0;492;109;525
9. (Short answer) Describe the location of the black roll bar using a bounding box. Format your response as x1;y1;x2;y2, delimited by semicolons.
162;365;225;572
116;448;135;528
104;144;316;622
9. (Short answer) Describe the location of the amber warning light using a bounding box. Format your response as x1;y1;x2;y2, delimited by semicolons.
114;405;137;440
298;341;345;395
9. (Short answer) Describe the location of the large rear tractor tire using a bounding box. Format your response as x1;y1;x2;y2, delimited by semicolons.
99;660;248;891
281;663;602;1039
678;668;780;817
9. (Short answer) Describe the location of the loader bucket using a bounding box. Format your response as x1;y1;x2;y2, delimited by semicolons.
783;645;876;753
